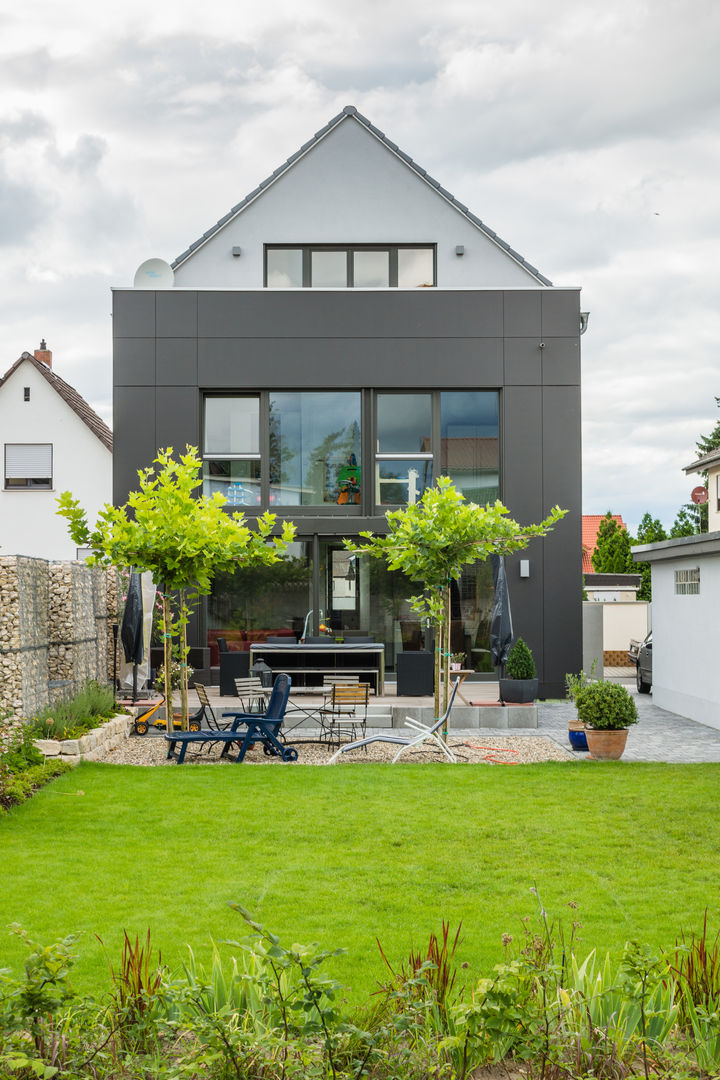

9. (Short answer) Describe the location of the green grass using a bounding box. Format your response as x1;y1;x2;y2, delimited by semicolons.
1;761;719;1000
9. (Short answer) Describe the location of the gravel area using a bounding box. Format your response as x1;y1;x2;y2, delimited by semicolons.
99;731;573;766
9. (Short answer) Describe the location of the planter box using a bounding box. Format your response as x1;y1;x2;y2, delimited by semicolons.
33;713;131;764
499;678;538;704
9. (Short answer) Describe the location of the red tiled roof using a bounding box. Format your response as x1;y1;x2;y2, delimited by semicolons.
582;514;626;574
0;353;113;452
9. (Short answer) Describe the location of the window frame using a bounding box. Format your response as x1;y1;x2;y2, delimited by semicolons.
264;244;437;288
674;567;700;595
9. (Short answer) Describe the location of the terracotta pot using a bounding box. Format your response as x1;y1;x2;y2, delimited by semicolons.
585;728;629;760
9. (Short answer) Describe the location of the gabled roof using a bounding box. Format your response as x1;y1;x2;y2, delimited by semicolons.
0;353;113;452
582;514;626;574
172;105;552;286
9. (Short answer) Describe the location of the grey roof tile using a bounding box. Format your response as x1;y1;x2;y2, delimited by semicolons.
171;106;552;284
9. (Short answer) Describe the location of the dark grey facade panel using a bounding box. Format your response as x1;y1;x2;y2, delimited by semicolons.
156;338;198;386
541;338;581;386
196;289;504;339
156;387;200;452
503;338;543;385
113;338;156;386
197;337;503;388
113;290;156;338
156;290;198;337
541;290;581;337
541;385;583;694
502;290;541;337
113;387;157;503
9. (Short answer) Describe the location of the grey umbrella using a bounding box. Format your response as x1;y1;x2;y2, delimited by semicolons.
489;554;513;673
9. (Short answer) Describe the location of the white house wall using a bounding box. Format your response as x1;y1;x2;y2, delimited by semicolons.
173;118;542;289
0;360;111;560
650;554;720;730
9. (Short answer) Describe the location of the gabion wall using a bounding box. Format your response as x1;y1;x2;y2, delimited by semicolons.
0;556;118;718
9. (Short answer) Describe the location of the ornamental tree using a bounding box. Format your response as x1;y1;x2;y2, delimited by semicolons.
57;446;296;729
345;477;566;720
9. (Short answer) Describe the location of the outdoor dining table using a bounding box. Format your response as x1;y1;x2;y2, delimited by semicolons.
256;685;332;732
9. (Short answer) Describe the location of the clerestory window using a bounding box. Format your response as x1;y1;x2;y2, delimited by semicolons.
265;245;435;288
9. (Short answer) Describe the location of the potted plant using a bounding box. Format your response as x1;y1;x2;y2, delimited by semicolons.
500;638;538;704
450;652;466;672
565;665;596;750
575;680;638;760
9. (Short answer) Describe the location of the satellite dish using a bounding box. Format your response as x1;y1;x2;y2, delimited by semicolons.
133;258;174;289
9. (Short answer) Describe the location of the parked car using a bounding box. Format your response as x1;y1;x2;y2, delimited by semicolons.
628;631;652;693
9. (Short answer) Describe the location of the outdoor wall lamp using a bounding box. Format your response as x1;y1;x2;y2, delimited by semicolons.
232;246;242;257
580;311;590;334
455;245;465;256
520;560;530;578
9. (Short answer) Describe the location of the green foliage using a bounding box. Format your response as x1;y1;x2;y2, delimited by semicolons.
672;909;720;1023
591;511;634;573
634;513;668;600
25;681;117;741
57;446;296;726
575;680;638;730
671;503;701;538
0;760;71;813
505;638;536;680
564;661;598;704
347;476;565;711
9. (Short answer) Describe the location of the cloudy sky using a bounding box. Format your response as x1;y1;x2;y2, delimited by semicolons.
1;0;718;533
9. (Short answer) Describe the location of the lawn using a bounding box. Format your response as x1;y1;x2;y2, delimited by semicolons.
1;760;719;1000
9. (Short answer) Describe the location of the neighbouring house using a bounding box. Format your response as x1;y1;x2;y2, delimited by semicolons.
632;448;720;729
0;342;113;560
582;513;626;574
112;105;584;697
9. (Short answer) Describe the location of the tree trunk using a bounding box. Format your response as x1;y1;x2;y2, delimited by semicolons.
179;589;189;731
443;582;451;733
434;619;441;717
162;589;172;733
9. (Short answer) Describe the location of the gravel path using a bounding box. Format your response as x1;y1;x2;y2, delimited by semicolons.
100;731;573;766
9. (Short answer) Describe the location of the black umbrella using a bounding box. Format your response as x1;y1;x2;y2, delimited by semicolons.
489;554;513;672
120;571;144;699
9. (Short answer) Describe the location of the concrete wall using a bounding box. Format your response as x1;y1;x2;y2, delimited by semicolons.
0;359;112;560
650;553;720;729
112;285;582;697
0;556;117;718
173;117;543;290
602;602;649;652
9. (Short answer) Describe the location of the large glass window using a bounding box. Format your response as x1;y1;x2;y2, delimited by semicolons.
441;392;499;504
203;396;261;500
269;392;361;506
397;247;434;287
265;245;435;287
266;249;303;288
376;393;432;506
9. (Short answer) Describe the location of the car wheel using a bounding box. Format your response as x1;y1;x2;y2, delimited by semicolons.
636;666;651;694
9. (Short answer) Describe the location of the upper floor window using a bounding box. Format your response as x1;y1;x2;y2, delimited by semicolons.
265;245;435;288
4;443;53;489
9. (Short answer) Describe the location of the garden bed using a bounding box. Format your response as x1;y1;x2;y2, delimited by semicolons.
33;713;132;764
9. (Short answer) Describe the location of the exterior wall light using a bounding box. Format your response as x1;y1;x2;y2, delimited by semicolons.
232;246;242;257
455;245;465;256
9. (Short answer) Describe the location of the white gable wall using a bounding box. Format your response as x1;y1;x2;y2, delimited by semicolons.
0;360;112;560
173;118;542;289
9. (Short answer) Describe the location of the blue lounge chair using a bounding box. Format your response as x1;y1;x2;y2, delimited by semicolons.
165;674;295;763
328;679;460;764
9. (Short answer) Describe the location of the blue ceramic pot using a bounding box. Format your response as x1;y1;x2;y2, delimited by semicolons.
568;726;588;751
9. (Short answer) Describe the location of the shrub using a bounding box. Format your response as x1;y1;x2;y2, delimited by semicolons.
575;681;638;730
26;681;116;741
505;638;536;680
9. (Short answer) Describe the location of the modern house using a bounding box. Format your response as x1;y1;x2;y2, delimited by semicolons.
0;342;113;560
632;449;720;729
112;106;584;697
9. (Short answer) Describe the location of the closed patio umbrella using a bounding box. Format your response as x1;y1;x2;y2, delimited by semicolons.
120;570;144;699
489;554;513;674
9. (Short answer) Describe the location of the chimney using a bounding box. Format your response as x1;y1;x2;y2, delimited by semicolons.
34;339;52;368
